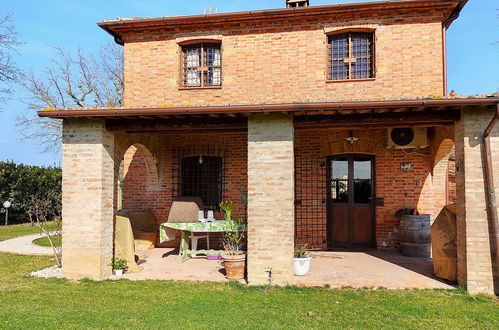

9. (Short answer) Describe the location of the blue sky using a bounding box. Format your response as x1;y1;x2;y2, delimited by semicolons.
0;0;497;166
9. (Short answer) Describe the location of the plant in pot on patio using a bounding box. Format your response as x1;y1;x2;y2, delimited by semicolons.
112;258;128;276
294;244;312;276
221;220;246;280
220;201;246;280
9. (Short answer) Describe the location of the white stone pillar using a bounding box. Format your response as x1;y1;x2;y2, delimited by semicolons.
61;119;116;280
247;113;295;285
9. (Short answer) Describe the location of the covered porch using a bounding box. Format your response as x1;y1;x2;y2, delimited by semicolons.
39;97;499;294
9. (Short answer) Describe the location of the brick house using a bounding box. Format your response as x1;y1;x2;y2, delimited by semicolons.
38;0;499;294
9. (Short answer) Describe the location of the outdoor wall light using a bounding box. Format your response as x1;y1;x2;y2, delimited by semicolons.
400;162;412;172
3;201;11;226
198;155;204;164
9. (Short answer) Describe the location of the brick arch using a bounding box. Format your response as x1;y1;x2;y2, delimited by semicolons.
433;138;455;169
432;138;456;208
419;136;456;221
323;139;384;155
175;135;229;149
123;143;160;191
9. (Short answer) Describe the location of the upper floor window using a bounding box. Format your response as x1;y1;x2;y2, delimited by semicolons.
328;32;374;80
182;43;222;88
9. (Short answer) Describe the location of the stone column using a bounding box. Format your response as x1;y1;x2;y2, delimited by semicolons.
247;113;295;285
61;119;116;280
455;107;498;295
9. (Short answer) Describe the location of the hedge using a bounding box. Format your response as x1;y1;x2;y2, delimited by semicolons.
0;161;61;224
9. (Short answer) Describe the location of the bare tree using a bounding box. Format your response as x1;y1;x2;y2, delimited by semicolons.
17;42;124;152
27;197;62;268
0;14;22;104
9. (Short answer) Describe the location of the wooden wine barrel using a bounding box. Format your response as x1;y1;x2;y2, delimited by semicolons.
399;214;431;258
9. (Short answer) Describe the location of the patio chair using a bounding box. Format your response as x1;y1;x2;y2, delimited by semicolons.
167;197;210;254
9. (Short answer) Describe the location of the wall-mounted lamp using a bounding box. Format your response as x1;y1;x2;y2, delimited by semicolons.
400;162;412;172
346;130;358;145
199;155;204;164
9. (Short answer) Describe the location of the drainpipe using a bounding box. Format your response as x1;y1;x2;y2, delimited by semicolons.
483;103;499;271
441;25;448;96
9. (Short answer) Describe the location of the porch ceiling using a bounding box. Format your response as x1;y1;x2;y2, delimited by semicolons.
38;97;499;122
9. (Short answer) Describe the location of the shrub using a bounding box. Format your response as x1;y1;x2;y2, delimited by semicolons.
0;161;61;224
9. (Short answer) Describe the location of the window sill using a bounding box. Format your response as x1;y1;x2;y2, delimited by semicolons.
326;78;376;83
178;86;222;91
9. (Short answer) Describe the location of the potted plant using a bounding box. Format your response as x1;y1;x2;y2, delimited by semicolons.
219;200;236;221
112;258;127;276
221;219;246;280
294;244;312;276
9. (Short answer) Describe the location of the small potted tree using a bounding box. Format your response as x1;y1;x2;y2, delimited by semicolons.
294;244;312;276
221;218;246;280
112;258;128;276
219;201;246;280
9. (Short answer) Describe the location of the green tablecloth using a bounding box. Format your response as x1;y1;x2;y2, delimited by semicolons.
159;221;244;262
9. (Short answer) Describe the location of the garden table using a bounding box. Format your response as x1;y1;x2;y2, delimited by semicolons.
159;221;245;262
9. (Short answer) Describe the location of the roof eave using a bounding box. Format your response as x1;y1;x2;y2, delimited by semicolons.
98;0;467;44
37;98;499;119
443;0;468;29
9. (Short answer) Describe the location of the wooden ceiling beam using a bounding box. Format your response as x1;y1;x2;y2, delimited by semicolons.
106;117;247;132
294;110;460;130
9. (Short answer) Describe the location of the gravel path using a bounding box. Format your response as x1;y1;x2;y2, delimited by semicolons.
0;233;53;256
31;265;63;278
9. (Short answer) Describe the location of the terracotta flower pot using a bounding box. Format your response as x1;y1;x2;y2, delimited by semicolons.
222;252;246;280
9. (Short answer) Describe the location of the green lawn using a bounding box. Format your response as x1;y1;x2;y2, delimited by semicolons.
32;235;61;247
0;252;497;328
0;222;56;241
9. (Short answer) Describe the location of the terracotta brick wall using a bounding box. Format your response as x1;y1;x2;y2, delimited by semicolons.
294;127;446;250
122;126;449;252
122;8;446;108
122;131;248;249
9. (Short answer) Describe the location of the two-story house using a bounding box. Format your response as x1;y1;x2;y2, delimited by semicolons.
39;0;498;294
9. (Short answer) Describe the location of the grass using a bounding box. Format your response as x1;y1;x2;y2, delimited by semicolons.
0;223;497;328
0;222;57;241
32;236;61;247
0;252;497;328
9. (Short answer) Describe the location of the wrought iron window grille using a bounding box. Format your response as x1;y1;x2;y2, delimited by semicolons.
327;32;374;80
182;43;222;88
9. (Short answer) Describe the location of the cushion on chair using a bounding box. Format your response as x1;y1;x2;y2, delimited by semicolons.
117;209;158;251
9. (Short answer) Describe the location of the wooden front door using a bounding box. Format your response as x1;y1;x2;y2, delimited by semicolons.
327;155;375;249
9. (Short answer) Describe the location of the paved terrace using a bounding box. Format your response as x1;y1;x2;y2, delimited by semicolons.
118;249;455;290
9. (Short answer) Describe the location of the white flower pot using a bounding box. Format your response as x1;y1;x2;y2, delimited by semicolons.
113;269;124;276
294;256;312;276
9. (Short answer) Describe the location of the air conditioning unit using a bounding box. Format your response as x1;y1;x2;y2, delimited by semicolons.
388;127;428;149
